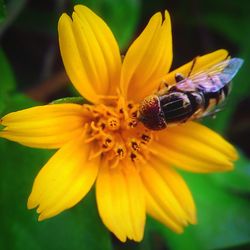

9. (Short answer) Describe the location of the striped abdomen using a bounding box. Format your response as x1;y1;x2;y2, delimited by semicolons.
196;74;231;113
159;75;231;124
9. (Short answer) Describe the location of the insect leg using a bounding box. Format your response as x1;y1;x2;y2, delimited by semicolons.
200;107;223;120
157;79;169;91
175;73;185;82
187;57;198;77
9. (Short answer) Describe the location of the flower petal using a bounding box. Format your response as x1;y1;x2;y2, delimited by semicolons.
151;122;237;173
96;161;146;242
162;49;228;85
121;11;172;102
27;135;99;220
140;161;195;233
58;5;121;104
0;104;86;149
152;159;196;224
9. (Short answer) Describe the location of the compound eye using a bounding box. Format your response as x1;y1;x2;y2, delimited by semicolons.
137;113;146;123
138;95;167;130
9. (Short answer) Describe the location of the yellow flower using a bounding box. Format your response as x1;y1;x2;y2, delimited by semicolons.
0;5;237;242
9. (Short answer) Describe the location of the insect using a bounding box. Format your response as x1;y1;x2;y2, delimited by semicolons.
138;57;244;130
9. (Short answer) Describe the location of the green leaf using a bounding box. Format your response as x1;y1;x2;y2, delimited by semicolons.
145;218;203;250
212;151;250;193
190;175;250;249
72;0;141;51
156;173;250;250
51;96;85;105
0;94;112;250
0;48;16;114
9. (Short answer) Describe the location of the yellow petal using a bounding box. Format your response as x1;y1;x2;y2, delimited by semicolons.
152;159;196;224
27;135;99;220
151;122;237;173
121;11;172;102
96;161;146;242
58;5;121;104
162;49;228;85
140;162;193;233
144;186;183;233
0;104;86;148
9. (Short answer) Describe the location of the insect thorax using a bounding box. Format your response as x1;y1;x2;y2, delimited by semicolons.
159;90;204;124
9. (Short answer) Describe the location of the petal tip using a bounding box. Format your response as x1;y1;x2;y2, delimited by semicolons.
231;148;239;161
73;5;94;17
219;48;229;56
74;4;86;11
175;226;184;234
220;161;234;172
27;196;37;210
58;13;72;33
163;10;170;21
189;213;197;225
59;13;71;23
38;214;46;222
133;232;144;242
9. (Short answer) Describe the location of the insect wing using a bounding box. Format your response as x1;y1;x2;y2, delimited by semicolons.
176;58;244;92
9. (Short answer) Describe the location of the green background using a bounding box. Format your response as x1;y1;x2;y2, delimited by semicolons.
0;0;250;249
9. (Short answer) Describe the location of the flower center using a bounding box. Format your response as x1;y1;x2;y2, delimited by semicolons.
83;97;154;168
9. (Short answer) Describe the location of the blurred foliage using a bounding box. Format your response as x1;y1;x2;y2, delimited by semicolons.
0;0;28;36
0;0;250;250
0;48;15;114
0;0;6;23
212;151;250;193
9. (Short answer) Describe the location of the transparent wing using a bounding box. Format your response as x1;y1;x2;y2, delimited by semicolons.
176;58;244;92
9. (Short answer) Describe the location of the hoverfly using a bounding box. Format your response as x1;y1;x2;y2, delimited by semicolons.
138;58;244;130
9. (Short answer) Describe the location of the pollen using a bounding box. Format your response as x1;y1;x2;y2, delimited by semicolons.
107;117;120;131
84;97;154;168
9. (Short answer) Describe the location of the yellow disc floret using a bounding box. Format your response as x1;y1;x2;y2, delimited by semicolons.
84;97;153;168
